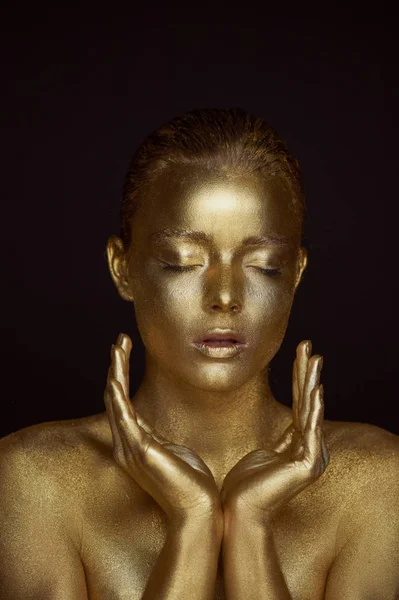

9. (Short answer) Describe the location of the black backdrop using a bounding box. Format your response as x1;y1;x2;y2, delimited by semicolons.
2;7;398;439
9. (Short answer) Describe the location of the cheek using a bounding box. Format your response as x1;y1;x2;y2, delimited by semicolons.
133;276;200;346
249;283;295;357
249;277;295;321
267;285;295;324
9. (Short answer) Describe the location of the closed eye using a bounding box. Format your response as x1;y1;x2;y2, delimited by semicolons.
162;264;200;272
161;264;282;276
250;266;282;277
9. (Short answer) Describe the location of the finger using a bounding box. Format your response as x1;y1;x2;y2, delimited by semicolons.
114;335;167;446
315;385;330;469
117;333;132;400
308;384;324;429
104;368;124;457
321;437;330;468
292;358;300;429
301;355;323;431
118;332;132;359
274;423;295;453
112;344;129;400
109;378;169;454
296;340;311;393
296;340;311;426
110;377;143;443
303;385;324;461
113;337;156;436
112;342;139;423
135;413;169;445
163;443;214;478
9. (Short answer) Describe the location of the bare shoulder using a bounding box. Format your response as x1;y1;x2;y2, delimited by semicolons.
323;419;399;493
0;413;113;501
0;418;108;598
324;419;399;476
322;420;399;547
288;418;398;513
0;412;108;456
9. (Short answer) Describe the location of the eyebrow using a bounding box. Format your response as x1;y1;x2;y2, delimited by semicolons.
150;228;294;248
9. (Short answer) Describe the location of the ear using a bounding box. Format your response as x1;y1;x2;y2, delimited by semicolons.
106;235;134;302
294;246;308;290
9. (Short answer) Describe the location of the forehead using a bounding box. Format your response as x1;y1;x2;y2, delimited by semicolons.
131;165;301;249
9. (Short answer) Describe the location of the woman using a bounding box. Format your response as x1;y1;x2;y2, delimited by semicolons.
1;108;398;599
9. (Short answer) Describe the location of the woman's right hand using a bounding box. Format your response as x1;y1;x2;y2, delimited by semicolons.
104;333;221;524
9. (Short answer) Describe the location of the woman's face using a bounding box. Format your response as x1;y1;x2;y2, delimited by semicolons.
115;166;306;392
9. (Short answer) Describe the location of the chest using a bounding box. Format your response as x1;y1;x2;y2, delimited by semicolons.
78;476;338;600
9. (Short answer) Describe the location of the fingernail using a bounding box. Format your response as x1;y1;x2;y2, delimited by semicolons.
306;341;312;356
117;333;124;345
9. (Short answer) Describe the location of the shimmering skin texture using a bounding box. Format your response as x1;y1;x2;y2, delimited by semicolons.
1;167;398;599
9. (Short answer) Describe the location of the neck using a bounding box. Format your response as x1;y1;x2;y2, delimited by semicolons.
131;353;290;483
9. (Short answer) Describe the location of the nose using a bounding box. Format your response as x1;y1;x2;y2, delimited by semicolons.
203;262;243;314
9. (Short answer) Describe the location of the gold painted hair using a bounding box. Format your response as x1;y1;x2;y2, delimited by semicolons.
121;108;305;247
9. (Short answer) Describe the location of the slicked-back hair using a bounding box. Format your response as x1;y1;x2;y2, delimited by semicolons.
121;108;305;247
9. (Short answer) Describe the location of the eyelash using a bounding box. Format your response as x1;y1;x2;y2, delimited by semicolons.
162;265;198;272
162;265;282;277
254;267;282;277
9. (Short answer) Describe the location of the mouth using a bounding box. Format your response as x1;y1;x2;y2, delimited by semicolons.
192;330;247;358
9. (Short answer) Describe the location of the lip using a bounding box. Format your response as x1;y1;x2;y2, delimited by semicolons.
193;329;247;344
192;329;248;358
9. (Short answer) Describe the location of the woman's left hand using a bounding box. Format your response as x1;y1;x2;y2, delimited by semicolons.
221;340;330;523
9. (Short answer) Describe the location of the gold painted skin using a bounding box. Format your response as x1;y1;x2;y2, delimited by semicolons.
0;167;398;599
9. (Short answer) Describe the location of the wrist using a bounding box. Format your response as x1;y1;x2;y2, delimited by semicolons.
223;502;274;536
170;506;224;540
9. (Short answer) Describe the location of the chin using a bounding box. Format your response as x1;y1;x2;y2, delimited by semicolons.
181;362;259;393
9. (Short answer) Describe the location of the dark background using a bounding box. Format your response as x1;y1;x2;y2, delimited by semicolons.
2;7;398;439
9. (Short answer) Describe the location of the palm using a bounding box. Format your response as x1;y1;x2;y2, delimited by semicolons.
221;340;330;521
133;418;219;504
157;442;215;480
221;433;306;516
105;333;220;518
